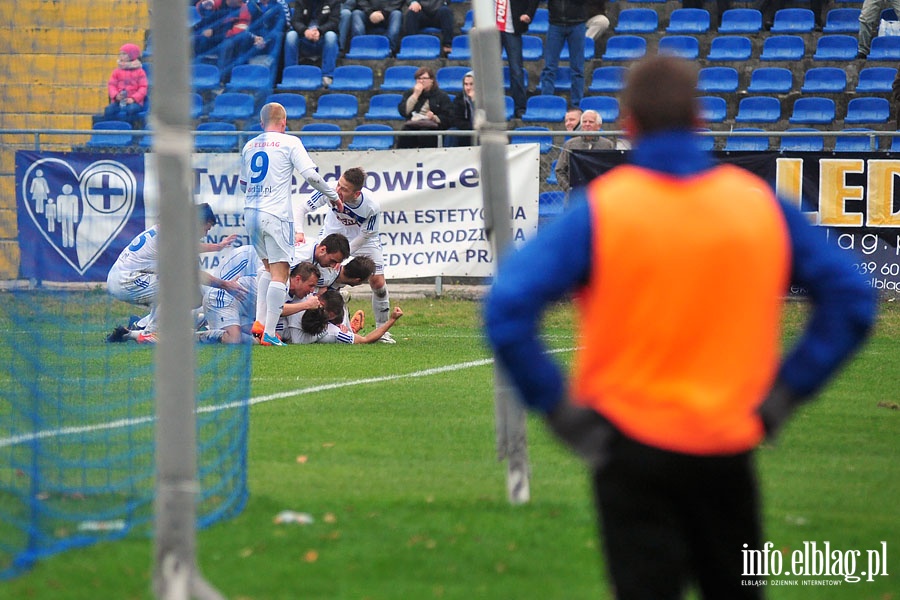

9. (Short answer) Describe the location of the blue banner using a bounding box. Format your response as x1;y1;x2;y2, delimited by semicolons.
16;151;147;282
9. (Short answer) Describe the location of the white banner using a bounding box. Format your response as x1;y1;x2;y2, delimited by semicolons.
152;145;540;278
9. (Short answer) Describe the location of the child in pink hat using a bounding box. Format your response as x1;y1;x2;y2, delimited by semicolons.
102;43;149;125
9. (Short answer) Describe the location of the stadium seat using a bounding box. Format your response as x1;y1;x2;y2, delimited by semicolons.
735;96;782;123
312;93;358;119
588;66;628;93
502;95;514;120
528;8;549;34
192;63;221;92
560;37;595;61
601;35;647;61
834;128;876;152
207;92;255;122
300;123;342;151
844;97;891;124
868;36;900;60
380;65;418;91
329;65;374;91
614;8;659;33
86;120;133;148
277;65;322;91
539;191;565;220
800;67;847;93
698;96;727;123
789;97;836;124
892;135;900;152
265;93;306;119
717;9;763;33
446;35;470;61
546;159;558;185
344;34;391;60
812;35;858;61
724;128;769;151
190;93;204;119
521;95;568;123
436;66;472;93
348;124;394;150
666;8;711;33
770;8;815;33
364;93;403;120
855;67;897;93
746;67;793;94
509;126;553;154
697;67;739;93
780;128;824;152
657;36;700;59
460;9;473;33
194;121;238;152
551;67;573;92
706;36;752;61
396;34;441;60
505;35;543;61
225;64;272;95
759;35;806;61
823;8;861;33
580;96;620;123
502;66;529;90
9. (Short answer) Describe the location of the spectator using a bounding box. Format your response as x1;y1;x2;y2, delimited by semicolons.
496;0;538;119
450;70;476;146
396;66;453;148
540;0;587;109
402;0;455;55
351;0;404;55
554;109;614;192
856;0;900;58
338;0;357;53
683;0;731;29
284;0;341;88
585;0;609;41
193;0;229;58
245;0;291;69
216;0;256;81
564;107;582;132
103;43;148;125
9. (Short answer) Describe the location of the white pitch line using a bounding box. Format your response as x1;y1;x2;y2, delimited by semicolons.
0;347;576;449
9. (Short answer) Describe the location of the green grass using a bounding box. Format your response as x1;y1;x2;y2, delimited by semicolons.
2;297;898;599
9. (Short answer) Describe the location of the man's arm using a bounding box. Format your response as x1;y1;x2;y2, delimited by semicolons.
354;306;403;343
299;166;342;209
281;295;323;316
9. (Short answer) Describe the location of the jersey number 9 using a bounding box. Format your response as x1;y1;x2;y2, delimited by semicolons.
249;151;269;184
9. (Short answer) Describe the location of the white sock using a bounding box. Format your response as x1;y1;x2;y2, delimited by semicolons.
372;286;390;327
256;270;272;324
264;281;288;336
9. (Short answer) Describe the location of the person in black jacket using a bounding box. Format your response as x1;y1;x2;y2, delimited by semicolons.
284;0;341;87
396;66;453;148
449;70;476;146
403;0;455;54
496;0;539;119
540;0;587;109
351;0;404;55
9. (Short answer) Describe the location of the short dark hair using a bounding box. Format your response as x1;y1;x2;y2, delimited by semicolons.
319;233;350;261
342;256;375;282
320;289;345;317
343;167;366;191
197;203;216;226
290;261;320;280
300;308;329;336
622;55;699;135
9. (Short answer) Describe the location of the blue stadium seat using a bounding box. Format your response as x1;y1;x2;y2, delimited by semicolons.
86;120;133;148
658;35;700;59
265;93;306;119
588;66;628;93
780;128;824;152
329;65;374;91
746;67;793;93
190;93;204;119
551;67;573;92
380;65;418;91
760;35;806;61
834;128;876;152
706;36;752;61
539;191;565;220
364;93;403;120
580;96;620;123
312;93;358;119
504;95;515;120
446;35;470;61
666;8;711;33
207;92;255;122
812;35;858;60
699;96;727;123
770;8;815;33
461;9;474;33
300;123;342;150
868;36;900;60
522;95;568;123
348;124;394;150
697;67;739;93
615;8;659;33
560;37;595;61
194;121;238;152
502;66;529;90
844;97;891;124
225;64;272;95
724;128;769;151
503;35;543;61
396;34;441;60
546;159;558;185
528;8;550;34
801;67;847;93
789;97;836;124
718;9;763;33
344;34;391;60
855;67;897;93
277;65;322;91
601;35;647;61
509;126;553;154
823;8;861;33
192;63;221;92
735;96;782;123
436;66;472;93
892;135;900;153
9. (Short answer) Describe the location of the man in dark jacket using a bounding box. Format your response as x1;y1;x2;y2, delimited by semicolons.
403;0;455;54
540;0;587;109
496;0;539;119
284;0;341;87
351;0;405;55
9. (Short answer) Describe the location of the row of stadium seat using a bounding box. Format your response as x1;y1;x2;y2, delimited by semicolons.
701;95;893;125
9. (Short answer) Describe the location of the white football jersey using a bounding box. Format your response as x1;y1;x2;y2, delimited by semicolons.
113;224;160;274
205;245;260;311
240;131;317;220
307;187;381;244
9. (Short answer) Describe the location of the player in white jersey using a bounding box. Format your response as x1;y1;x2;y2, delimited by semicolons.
239;101;341;347
200;244;262;344
282;290;404;344
273;262;324;339
305;166;396;342
106;203;242;343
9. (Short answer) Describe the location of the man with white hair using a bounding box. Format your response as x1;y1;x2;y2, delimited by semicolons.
554;109;614;192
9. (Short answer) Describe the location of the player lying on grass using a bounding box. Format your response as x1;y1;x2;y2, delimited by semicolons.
281;290;403;344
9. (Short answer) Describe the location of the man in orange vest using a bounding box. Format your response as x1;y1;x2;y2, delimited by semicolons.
484;55;877;598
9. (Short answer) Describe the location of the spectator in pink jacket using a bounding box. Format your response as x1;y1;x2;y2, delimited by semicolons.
103;43;148;125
